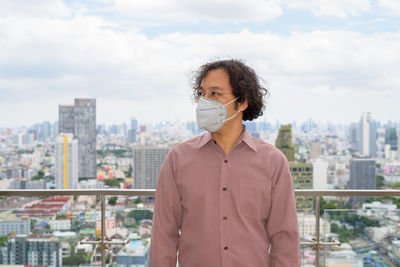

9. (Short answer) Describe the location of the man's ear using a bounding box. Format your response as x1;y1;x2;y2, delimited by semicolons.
239;98;248;112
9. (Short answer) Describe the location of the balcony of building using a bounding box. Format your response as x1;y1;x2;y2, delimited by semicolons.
0;189;399;267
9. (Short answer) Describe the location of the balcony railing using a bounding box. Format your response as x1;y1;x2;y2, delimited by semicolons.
1;189;399;267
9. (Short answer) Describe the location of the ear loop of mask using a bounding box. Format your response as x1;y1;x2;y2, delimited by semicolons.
222;97;240;122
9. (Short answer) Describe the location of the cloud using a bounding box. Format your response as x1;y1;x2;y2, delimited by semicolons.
285;0;371;18
109;0;374;22
378;0;400;15
0;1;399;127
111;0;283;23
0;0;71;18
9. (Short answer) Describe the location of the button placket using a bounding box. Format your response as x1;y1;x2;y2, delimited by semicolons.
220;155;230;265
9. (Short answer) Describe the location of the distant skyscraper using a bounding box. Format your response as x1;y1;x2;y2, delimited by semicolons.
40;121;51;140
276;124;313;209
55;133;78;189
59;99;96;179
385;127;398;151
243;121;257;133
128;118;138;143
130;118;138;130
52;121;59;137
275;124;295;162
349;156;376;204
133;147;169;189
290;162;314;210
384;127;398;160
358;112;377;157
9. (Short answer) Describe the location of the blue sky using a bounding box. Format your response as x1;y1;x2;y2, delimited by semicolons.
0;0;399;128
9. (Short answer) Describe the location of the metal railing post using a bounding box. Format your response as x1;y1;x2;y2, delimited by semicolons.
101;193;106;267
315;196;320;267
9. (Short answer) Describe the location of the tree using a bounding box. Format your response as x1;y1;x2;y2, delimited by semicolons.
108;196;118;205
63;251;87;266
0;236;8;247
104;179;122;188
376;175;385;189
128;210;153;221
124;164;133;178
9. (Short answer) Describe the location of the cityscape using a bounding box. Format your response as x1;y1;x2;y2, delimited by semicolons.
1;1;399;266
0;98;399;266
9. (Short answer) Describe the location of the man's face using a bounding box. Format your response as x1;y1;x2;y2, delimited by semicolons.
199;68;247;128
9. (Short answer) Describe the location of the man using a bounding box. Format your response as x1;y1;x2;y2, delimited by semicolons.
150;59;300;266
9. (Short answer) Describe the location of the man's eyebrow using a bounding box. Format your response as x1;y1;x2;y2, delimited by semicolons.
199;86;224;90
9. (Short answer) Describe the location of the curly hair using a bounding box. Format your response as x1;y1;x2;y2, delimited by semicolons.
192;59;269;121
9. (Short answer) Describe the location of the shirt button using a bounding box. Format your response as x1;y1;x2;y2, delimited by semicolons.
223;216;227;220
224;246;228;250
224;160;228;163
222;187;227;191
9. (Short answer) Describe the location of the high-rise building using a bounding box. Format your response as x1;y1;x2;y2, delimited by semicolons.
276;124;313;210
55;133;78;189
243;121;257;134
59;98;96;179
275;125;295;162
349;156;376;204
384;127;398;160
133;147;169;189
358;112;377;157
128;118;138;143
290;162;313;210
0;235;62;267
385;127;398;151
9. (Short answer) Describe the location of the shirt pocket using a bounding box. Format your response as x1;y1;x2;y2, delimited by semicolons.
239;177;268;219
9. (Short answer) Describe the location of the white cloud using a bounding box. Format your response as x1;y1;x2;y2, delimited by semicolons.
0;0;71;18
284;0;371;18
111;0;283;23
0;1;399;127
378;0;400;15
109;0;373;22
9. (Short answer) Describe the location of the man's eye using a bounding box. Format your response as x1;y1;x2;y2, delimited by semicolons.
197;91;204;96
211;91;221;96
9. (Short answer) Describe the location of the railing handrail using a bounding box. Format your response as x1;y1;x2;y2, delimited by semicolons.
1;188;399;267
0;189;400;197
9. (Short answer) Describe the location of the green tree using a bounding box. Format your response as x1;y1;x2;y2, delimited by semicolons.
376;175;385;189
104;179;123;188
128;210;153;221
0;236;8;247
63;251;87;266
124;164;133;178
134;198;142;204
108;196;118;205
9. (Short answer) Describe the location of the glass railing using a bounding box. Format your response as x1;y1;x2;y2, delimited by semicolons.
0;189;399;267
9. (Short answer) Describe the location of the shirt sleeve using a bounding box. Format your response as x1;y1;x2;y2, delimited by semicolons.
150;151;182;267
265;155;301;266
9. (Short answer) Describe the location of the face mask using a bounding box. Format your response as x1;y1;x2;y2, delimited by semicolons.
196;96;240;133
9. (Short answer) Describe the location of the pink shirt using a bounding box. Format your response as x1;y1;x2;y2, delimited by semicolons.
150;127;300;267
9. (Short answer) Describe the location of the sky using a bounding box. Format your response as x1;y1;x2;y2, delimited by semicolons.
0;0;399;128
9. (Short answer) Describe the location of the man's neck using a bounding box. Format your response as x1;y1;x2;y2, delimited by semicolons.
212;122;244;155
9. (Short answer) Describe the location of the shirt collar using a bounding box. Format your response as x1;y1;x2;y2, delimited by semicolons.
196;125;258;152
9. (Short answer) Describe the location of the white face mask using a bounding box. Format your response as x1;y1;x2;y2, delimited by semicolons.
196;96;240;133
